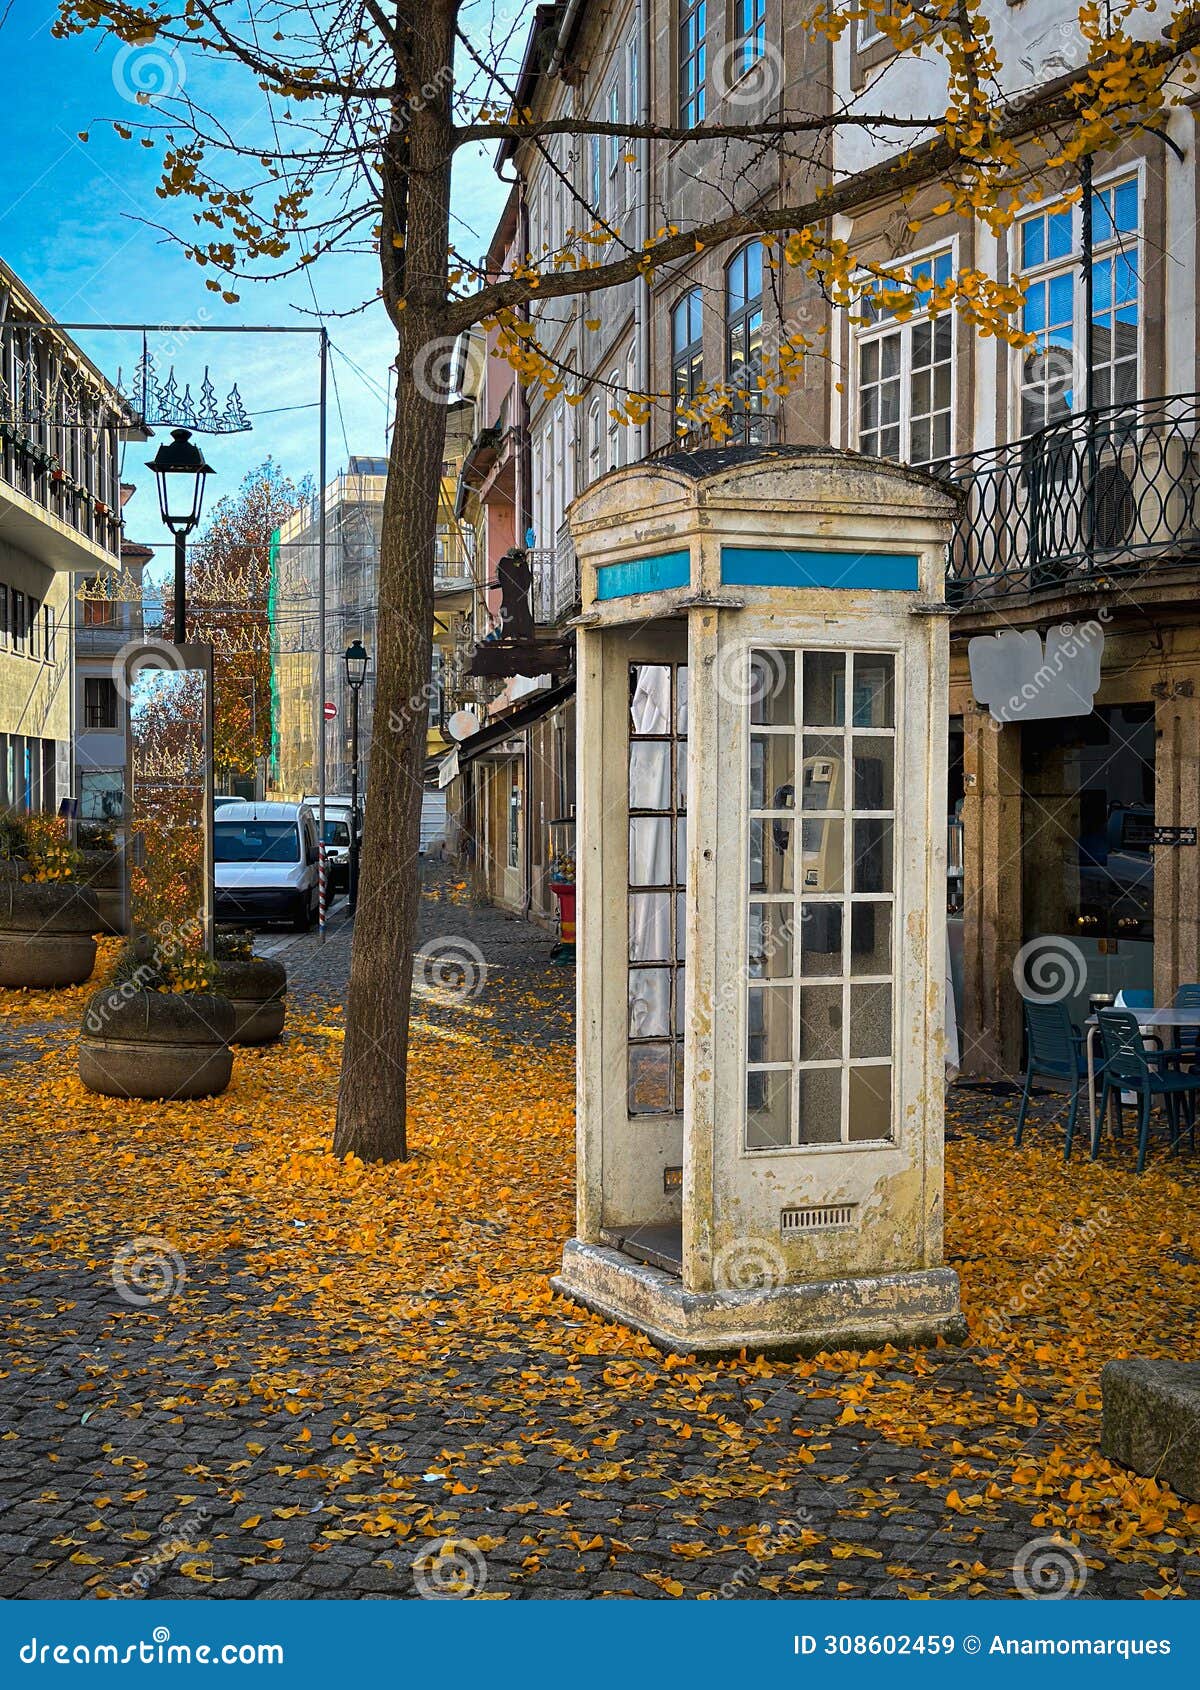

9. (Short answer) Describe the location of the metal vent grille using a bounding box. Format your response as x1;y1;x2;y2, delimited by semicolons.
781;1204;857;1235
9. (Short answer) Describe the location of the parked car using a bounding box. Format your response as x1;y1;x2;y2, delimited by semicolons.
303;796;360;891
213;802;320;930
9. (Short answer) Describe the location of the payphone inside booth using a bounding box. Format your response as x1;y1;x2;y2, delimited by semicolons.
553;447;966;1355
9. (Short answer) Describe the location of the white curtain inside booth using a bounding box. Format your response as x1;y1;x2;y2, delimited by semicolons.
628;665;675;1038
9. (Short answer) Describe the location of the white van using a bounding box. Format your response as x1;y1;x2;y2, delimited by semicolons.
303;796;360;891
214;801;321;930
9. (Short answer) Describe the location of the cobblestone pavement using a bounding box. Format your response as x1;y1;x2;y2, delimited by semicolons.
0;867;1194;1602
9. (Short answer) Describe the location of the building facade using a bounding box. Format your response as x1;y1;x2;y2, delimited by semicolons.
1;257;130;818
73;485;152;826
449;0;1200;1063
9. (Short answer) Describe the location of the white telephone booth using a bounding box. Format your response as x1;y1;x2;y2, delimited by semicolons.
552;449;965;1353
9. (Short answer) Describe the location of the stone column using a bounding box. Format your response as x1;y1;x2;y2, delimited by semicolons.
960;708;1023;1077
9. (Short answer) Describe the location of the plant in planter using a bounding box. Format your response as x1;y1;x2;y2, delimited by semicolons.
0;815;99;989
78;938;235;1101
214;928;287;1045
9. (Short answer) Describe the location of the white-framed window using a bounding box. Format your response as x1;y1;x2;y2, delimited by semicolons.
672;287;704;424
589;133;602;217
856;247;953;470
679;0;706;129
587;397;602;485
607;367;622;470
607;82;621;182
727;241;764;416
1016;173;1140;434
858;0;891;46
625;343;640;462
625;36;639;209
744;646;897;1151
733;0;767;77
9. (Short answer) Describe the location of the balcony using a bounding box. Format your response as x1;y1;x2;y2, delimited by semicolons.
945;394;1200;605
648;409;778;460
530;526;579;626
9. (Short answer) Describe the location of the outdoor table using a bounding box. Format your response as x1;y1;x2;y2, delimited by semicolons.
1084;1005;1200;1144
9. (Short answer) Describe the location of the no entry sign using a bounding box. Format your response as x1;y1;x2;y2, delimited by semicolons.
323;700;337;721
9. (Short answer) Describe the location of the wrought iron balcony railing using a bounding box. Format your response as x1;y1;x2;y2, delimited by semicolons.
530;526;580;627
944;393;1200;603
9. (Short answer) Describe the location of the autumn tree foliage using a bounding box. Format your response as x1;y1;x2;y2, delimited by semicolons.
172;459;307;787
54;0;1200;1161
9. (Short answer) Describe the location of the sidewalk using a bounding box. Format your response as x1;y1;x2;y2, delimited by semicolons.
0;870;1194;1601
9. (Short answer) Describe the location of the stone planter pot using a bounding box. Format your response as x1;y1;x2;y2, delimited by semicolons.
217;957;287;1045
79;988;235;1100
78;848;126;936
0;881;100;989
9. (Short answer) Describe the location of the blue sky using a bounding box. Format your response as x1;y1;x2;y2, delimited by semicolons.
0;4;512;580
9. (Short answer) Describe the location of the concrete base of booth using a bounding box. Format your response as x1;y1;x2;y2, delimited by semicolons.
553;1239;966;1357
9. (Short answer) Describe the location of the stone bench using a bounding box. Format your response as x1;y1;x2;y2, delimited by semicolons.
1100;1359;1200;1501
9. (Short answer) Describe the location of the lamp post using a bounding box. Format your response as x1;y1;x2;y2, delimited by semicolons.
146;428;214;644
343;638;368;912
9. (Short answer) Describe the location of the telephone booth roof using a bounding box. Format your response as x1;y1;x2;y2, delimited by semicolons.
567;446;962;619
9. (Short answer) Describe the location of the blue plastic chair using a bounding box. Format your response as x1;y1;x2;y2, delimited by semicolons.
1115;988;1153;1009
1016;999;1093;1160
1094;1009;1200;1172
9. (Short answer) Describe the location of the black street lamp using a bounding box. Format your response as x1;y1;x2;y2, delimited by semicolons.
146;428;214;644
344;638;369;912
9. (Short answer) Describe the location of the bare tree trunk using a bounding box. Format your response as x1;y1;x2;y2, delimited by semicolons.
334;1;456;1163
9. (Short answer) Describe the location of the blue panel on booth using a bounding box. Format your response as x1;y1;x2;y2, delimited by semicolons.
596;549;691;601
720;547;920;591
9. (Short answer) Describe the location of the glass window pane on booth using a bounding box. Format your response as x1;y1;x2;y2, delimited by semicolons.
629;968;671;1038
849;902;891;974
853;736;894;810
750;817;794;894
630;664;672;735
748;901;793;979
749;649;794;726
848;1064;893;1141
849;982;892;1059
799;982;842;1062
802;651;845;725
630;740;672;810
676;892;687;961
850;653;895;726
629;1043;672;1114
795;1067;843;1145
801;736;843;808
800;902;843;974
630;816;673;885
630;892;671;961
853;818;892;893
747;985;793;1066
747;1069;791;1149
751;733;795;811
799;816;844;893
676;666;690;735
